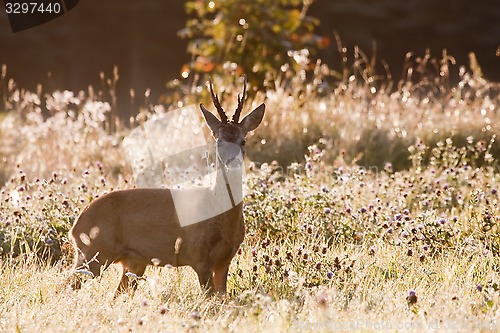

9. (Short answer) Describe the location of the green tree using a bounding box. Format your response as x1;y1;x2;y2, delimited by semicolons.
178;0;327;89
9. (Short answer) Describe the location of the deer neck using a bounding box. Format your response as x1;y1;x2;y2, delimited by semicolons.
170;150;243;228
213;145;244;208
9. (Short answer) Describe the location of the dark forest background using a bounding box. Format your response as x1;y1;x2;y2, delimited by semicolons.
1;0;499;110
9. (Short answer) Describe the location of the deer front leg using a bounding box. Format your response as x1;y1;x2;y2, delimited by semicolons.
194;263;215;295
209;241;235;295
212;263;230;295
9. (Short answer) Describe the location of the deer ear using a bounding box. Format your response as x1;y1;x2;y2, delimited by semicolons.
200;103;224;135
240;103;265;134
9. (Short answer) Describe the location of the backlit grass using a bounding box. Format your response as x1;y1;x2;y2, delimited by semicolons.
0;51;499;332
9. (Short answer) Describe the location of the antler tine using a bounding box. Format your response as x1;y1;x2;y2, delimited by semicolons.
208;78;228;123
233;76;247;123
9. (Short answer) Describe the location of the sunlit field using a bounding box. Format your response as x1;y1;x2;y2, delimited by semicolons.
0;52;499;332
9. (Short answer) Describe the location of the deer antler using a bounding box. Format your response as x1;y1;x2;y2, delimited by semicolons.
208;78;228;123
233;76;247;123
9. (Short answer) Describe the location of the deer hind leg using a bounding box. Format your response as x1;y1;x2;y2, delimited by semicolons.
69;250;85;289
116;257;147;295
70;249;107;289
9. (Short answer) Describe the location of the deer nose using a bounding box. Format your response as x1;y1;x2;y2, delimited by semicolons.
217;141;243;167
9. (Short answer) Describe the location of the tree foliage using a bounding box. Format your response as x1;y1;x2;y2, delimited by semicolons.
178;0;328;88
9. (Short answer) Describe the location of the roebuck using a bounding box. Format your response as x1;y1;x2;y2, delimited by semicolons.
69;79;265;295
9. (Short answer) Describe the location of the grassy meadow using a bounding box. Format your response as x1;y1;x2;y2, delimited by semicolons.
1;52;500;332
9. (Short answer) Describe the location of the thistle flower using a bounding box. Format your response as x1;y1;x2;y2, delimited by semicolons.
316;292;328;307
189;310;201;320
406;290;417;305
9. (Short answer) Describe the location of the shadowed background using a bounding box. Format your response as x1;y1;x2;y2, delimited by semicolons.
0;0;499;113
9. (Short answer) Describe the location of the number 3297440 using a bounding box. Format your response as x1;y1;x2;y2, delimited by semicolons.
5;2;62;14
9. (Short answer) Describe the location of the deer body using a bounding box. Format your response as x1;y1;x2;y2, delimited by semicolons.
70;188;244;293
69;79;265;295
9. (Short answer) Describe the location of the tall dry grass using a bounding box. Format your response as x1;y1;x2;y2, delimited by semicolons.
161;50;499;169
0;49;499;332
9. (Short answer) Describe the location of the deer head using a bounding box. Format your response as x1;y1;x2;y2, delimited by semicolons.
200;79;265;167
